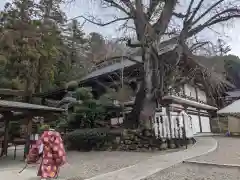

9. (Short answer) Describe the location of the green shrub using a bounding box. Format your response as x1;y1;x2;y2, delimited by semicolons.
65;128;112;151
38;124;50;133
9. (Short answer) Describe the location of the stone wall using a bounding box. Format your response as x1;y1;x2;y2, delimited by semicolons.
109;129;195;152
65;128;195;152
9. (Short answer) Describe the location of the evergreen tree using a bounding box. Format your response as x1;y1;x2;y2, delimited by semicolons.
0;0;66;93
55;19;89;85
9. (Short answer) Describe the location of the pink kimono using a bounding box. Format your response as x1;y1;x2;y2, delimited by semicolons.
28;130;66;179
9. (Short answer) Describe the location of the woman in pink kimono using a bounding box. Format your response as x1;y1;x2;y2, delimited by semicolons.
27;129;66;179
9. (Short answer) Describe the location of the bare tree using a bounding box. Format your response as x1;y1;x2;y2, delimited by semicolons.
73;0;239;129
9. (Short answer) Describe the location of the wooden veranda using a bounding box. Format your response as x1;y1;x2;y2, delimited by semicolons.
0;100;64;158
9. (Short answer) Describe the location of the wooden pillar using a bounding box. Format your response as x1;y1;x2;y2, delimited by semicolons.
182;84;185;95
24;117;33;159
41;98;46;105
1;118;9;156
182;106;188;149
195;87;202;133
1;112;12;157
166;106;172;139
198;111;203;133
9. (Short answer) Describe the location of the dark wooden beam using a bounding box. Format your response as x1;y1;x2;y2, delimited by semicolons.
0;88;26;97
24;116;34;159
195;86;203;133
1;112;13;157
166;106;172;138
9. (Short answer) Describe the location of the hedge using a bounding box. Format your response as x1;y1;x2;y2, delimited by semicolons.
65;128;112;151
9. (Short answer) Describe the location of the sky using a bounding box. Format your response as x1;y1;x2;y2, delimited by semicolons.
1;0;240;57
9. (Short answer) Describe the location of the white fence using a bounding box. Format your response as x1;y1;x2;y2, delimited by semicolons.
153;110;194;139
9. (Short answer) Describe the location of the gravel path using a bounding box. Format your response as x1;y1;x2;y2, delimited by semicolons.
60;149;183;179
145;163;240;180
60;151;158;179
145;137;240;180
0;145;185;180
0;148;162;178
0;146;25;170
189;137;240;165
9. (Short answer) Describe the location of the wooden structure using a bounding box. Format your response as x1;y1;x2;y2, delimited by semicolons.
223;90;240;106
73;55;221;137
218;99;240;135
0;100;64;158
23;43;233;140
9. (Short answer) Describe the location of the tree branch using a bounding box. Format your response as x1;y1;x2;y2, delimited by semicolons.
189;41;210;52
189;12;240;37
103;0;131;16
153;0;177;35
68;15;131;26
147;0;164;19
173;12;186;19
184;0;195;23
120;0;135;13
204;8;240;26
188;0;205;23
192;0;224;26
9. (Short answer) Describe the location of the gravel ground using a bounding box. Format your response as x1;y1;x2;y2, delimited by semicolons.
0;148;162;178
145;163;240;180
4;137;239;180
60;149;183;180
190;137;240;165
0;146;25;170
145;137;240;180
0;145;185;180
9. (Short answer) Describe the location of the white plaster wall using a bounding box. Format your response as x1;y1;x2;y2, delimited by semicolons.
190;114;200;134
198;89;207;103
184;84;197;99
180;111;194;138
200;116;211;132
184;84;196;99
111;117;123;125
228;116;240;133
184;84;208;103
184;84;191;96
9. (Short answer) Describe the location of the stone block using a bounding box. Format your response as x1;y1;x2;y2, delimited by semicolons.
160;143;168;150
115;137;121;144
129;144;137;150
125;140;132;145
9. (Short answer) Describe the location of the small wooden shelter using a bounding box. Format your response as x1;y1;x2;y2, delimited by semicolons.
217;99;240;135
0;100;64;157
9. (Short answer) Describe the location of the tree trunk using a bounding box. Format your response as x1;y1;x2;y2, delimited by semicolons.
124;80;145;129
139;48;156;130
125;48;156;130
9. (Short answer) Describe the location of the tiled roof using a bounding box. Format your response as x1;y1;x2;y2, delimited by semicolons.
81;56;142;81
218;99;240;114
225;90;240;98
0;100;65;112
